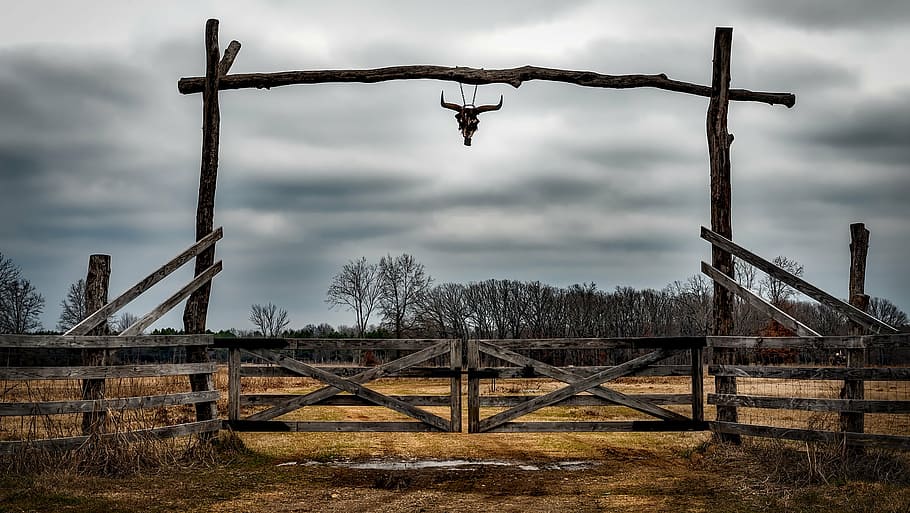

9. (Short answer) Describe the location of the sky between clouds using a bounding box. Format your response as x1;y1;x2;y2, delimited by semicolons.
1;1;908;332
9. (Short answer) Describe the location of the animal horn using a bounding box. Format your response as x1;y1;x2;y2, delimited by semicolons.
474;95;503;114
440;91;462;111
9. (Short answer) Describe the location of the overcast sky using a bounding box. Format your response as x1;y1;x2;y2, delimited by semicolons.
1;1;908;332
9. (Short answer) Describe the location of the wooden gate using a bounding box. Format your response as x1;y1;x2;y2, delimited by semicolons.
466;337;707;433
220;338;462;432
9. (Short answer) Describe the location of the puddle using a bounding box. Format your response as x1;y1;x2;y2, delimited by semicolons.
277;459;597;471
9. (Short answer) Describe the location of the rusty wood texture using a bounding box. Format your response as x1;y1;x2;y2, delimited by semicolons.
178;65;795;107
702;261;821;337
183;18;222;425
63;228;222;336
701;227;897;334
81;254;110;434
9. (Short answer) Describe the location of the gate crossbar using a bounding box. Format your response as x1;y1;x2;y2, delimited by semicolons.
244;344;452;431
476;345;683;432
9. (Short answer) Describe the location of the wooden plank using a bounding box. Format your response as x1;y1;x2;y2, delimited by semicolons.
474;337;705;350
477;348;676;432
225;421;440;432
691;346;705;422
707;336;860;349
63;228;223;336
241;394;455;407
214;337;455;350
450;340;462;433
228;347;241;421
239;366;456;379
470;365;693;379
0;419;222;454
702;262;821;337
243;341;450;421
707;394;910;414
0;391;220;416
478;342;689;422
177;65;797;107
478;394;692;407
467;340;480;433
120;261;223;336
709;422;910;450
709;365;910;380
486;421;708;433
843;224;870;440
244;348;450;431
701;227;898;334
0;334;212;349
218;40;241;76
0;362;217;380
82;254;110;434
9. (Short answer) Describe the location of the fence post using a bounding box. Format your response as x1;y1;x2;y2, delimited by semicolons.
841;223;869;440
466;339;480;433
82;254;110;434
450;340;463;433
228;347;241;421
707;27;739;443
691;343;705;423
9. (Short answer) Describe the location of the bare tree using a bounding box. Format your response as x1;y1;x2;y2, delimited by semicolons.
115;312;142;334
0;278;45;334
761;255;804;307
249;302;290;337
57;279;88;331
869;297;908;328
378;254;432;338
0;252;21;287
326;257;381;337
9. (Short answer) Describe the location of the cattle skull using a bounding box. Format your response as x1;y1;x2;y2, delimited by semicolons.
440;91;503;146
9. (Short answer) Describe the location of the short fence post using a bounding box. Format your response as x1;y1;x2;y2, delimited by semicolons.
228;347;241;421
449;340;463;433
842;222;870;443
82;254;110;435
466;340;480;433
691;343;705;423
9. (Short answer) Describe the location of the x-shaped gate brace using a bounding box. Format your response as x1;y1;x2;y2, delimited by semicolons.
468;341;704;433
231;341;457;432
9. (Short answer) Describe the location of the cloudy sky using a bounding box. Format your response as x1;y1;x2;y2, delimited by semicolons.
1;1;908;332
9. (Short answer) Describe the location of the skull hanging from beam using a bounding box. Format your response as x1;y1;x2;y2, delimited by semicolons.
440;89;503;146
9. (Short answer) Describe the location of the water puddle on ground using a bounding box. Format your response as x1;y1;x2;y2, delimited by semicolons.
276;459;597;471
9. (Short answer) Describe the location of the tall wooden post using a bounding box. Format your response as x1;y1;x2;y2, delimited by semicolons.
82;254;110;434
182;18;223;424
707;27;739;442
842;223;869;439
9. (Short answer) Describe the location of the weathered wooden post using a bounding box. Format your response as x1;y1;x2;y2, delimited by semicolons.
82;254;110;434
450;339;463;433
466;339;480;433
707;27;739;442
841;223;869;440
182;19;240;426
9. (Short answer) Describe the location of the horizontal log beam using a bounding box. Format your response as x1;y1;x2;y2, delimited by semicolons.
214;337;454;350
224;420;441;432
484;420;708;433
0;362;217;380
178;65;795;107
239;365;456;379
0;334;212;349
708;394;910;413
702;261;820;337
709;365;910;381
0;391;220;416
479;394;692;407
241;394;453;407
701;227;897;334
472;365;693;379
707;334;910;349
709;421;910;449
474;337;706;350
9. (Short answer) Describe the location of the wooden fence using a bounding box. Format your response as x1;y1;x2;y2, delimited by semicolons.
0;334;220;454
707;334;910;449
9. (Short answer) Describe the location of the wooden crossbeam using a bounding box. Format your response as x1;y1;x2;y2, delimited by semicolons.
701;227;897;334
701;261;820;337
244;348;450;431
478;342;688;422
244;341;450;421
477;348;674;432
65;228;223;336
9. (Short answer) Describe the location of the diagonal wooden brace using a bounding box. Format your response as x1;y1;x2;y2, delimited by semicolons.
244;348;450;431
245;342;450;421
478;342;689;423
477;347;676;432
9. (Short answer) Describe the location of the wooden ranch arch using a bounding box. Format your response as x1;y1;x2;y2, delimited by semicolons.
177;20;796;436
